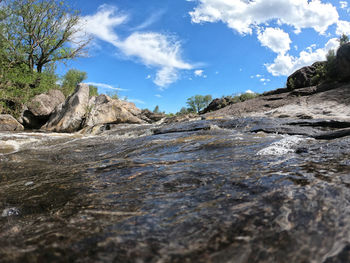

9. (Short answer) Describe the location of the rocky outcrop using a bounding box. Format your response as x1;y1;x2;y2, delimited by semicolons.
163;113;200;124
337;42;350;81
201;97;235;114
139;109;165;123
286;61;326;90
204;82;350;122
84;94;143;127
21;89;65;129
0;114;24;131
43;84;90;132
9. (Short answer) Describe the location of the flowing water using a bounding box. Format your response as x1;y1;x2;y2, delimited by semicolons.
1;118;350;262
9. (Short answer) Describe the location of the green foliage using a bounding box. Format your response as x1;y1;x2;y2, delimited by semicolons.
89;85;98;97
325;49;337;80
340;34;349;46
61;69;87;97
186;94;212;113
0;0;90;75
153;105;160;113
176;107;191;115
310;63;328;86
107;90;119;99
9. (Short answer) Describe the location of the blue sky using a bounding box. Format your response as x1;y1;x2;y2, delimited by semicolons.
58;0;350;113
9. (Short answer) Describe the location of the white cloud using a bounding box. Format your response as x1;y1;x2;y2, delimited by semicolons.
266;38;339;76
336;20;350;36
340;1;348;9
258;27;291;54
194;69;204;76
146;75;151;79
260;78;271;82
80;6;194;88
245;89;255;94
78;5;127;45
189;0;339;35
155;94;162;98
130;10;165;31
85;82;128;91
127;98;146;104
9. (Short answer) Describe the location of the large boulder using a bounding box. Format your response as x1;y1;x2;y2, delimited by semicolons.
0;114;24;131
139;109;165;123
286;61;326;90
84;94;144;127
337;42;350;81
201;97;235;114
43;84;90;132
21;89;65;129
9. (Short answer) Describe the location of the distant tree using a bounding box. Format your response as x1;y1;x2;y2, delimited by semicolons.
339;34;349;46
61;69;87;97
186;95;212;113
176;107;190;115
153;105;160;113
1;0;90;75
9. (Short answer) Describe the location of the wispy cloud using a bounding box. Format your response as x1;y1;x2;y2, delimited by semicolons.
155;94;162;98
130;9;166;31
85;82;128;91
127;98;146;104
80;5;195;89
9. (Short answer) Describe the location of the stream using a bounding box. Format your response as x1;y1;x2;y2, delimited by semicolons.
1;118;350;262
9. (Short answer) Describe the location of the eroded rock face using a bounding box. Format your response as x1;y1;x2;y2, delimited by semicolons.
286;61;326;90
139;109;165;123
0;114;24;131
21;89;65;129
43;84;90;132
337;42;350;81
84;94;143;127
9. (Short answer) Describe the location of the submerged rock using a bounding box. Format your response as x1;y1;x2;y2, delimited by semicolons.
0;114;24;131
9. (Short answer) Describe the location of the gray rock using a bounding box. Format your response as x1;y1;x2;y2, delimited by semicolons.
20;89;65;129
0;114;24;131
28;89;65;117
84;94;143;127
286;61;326;90
43;84;90;132
139;109;165;123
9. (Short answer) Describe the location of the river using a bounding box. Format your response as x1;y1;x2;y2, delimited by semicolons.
1;118;350;262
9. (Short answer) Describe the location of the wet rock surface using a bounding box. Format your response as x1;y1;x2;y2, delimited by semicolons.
1;118;350;262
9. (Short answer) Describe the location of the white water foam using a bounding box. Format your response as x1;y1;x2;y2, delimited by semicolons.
257;135;311;156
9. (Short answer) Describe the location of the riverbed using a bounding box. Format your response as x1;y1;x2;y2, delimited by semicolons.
1;118;350;262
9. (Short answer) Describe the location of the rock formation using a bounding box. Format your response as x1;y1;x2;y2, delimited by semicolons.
0;114;24;131
139;109;165;123
43;84;90;132
286;61;326;90
20;89;65;129
84;94;143;127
